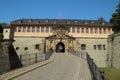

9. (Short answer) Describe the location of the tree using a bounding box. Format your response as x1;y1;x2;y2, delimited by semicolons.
110;1;120;32
0;23;7;33
0;24;3;33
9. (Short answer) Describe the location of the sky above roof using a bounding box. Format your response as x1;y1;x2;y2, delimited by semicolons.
0;0;119;23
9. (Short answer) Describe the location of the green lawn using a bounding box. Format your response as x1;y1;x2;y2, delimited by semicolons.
100;68;120;80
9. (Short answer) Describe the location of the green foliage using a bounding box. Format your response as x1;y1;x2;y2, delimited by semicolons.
110;1;120;32
100;68;120;80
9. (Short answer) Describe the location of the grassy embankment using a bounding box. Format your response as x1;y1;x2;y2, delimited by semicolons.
100;68;120;80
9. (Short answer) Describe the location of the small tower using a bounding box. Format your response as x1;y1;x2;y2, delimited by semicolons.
0;24;14;74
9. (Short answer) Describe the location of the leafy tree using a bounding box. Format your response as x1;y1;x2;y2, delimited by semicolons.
110;1;120;32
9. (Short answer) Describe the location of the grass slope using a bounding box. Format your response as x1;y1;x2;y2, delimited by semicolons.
100;68;120;80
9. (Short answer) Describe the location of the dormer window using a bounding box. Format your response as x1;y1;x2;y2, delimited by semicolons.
90;21;94;24
67;21;70;24
29;20;32;22
74;20;78;23
45;20;49;23
36;21;40;24
84;21;88;24
102;22;105;25
54;21;56;24
18;20;23;23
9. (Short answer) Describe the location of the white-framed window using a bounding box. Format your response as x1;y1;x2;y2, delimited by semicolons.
36;27;40;32
41;27;44;33
32;27;35;32
27;27;30;32
86;28;89;33
104;28;106;34
90;28;93;33
46;27;49;33
18;27;21;32
81;28;84;33
99;28;102;34
72;27;75;33
95;28;98;33
23;27;26;32
77;27;80;33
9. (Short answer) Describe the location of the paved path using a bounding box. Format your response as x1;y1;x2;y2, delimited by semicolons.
13;52;91;80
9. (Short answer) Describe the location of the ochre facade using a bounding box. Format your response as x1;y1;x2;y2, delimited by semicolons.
4;19;113;67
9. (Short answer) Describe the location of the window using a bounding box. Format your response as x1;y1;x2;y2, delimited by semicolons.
104;28;106;34
35;44;39;49
18;20;22;23
67;21;70;24
85;21;88;24
36;27;40;32
50;27;53;32
54;21;56;24
93;45;96;50
24;47;28;50
75;20;78;23
103;45;106;50
16;47;19;50
81;28;84;33
45;20;49;23
36;21;40;24
108;28;111;34
86;28;89;33
99;28;102;34
95;28;98;33
32;27;35;32
72;27;75;33
23;27;26;32
102;22;105;25
91;21;94;24
46;27;49;33
27;27;30;32
18;27;21;32
81;44;86;50
14;27;17;32
77;27;80;33
68;28;70;32
41;27;44;33
98;45;101;50
29;20;32;23
90;28;93;33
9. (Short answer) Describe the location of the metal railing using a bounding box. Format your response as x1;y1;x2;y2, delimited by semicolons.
86;53;106;80
0;50;53;74
68;50;106;80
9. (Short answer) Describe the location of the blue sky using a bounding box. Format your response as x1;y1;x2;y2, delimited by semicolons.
0;0;119;23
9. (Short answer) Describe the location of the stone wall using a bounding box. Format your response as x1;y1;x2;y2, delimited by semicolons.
13;37;45;55
76;38;108;67
108;33;120;69
0;42;10;74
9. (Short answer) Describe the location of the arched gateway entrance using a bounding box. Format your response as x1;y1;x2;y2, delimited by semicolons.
56;42;65;53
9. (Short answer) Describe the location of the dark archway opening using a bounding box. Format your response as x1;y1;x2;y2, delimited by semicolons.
56;42;65;53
